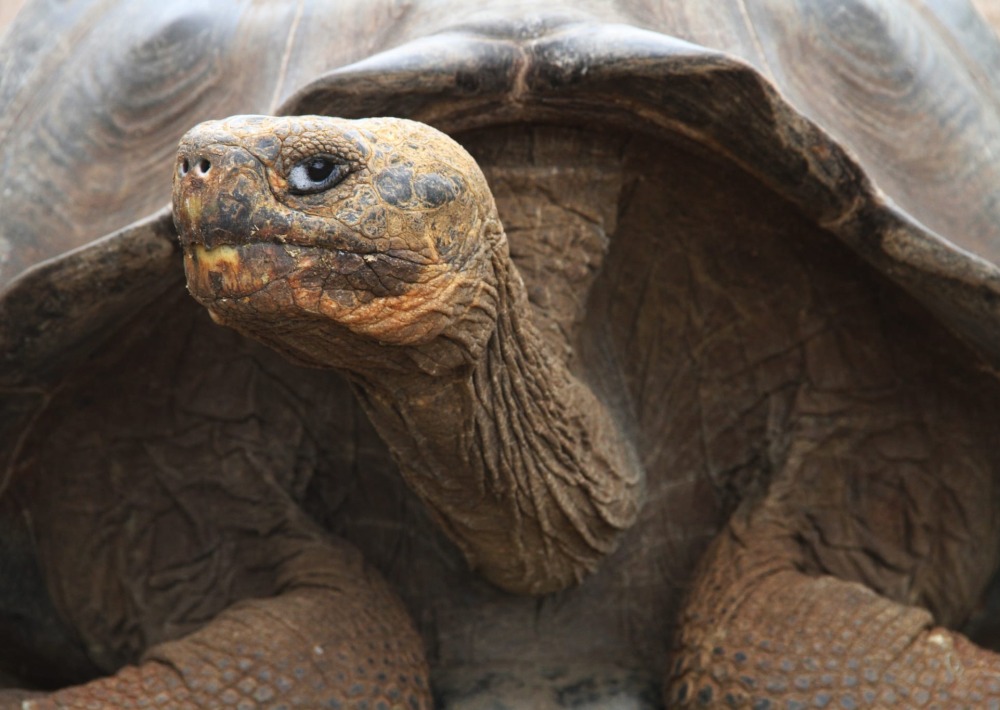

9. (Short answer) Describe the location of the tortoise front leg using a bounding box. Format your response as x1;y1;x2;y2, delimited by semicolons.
668;386;1000;708
0;414;429;710
2;523;429;710
669;508;1000;708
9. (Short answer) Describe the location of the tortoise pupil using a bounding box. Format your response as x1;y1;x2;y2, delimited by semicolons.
307;158;335;182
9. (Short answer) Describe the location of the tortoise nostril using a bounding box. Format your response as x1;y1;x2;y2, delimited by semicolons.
179;158;190;177
197;158;211;175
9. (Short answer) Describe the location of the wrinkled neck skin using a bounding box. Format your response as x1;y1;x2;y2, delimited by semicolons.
347;239;643;594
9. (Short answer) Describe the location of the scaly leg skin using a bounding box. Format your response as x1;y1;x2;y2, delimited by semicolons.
669;511;1000;708
0;538;430;710
667;384;1000;708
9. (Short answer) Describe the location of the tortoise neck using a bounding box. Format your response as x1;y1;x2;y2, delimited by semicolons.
352;242;643;595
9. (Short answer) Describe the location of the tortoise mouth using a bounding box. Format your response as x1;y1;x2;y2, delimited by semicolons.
174;181;388;259
184;239;423;306
184;242;299;302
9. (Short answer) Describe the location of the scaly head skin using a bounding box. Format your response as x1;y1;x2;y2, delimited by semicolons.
173;115;502;374
173;115;642;595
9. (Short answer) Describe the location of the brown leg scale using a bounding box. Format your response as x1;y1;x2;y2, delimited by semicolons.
1;544;430;710
668;511;1000;709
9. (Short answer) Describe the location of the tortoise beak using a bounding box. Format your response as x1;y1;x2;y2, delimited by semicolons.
173;124;299;304
172;136;272;250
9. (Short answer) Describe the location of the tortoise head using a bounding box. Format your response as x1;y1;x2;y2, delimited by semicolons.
172;115;502;371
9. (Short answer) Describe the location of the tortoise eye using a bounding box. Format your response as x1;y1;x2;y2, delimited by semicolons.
288;156;349;194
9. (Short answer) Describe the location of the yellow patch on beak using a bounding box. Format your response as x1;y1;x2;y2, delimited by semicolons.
193;243;241;271
184;243;272;299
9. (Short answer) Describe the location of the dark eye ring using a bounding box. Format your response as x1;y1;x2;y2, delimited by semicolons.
288;155;349;194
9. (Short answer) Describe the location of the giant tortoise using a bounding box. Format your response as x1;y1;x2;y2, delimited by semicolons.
5;1;1000;708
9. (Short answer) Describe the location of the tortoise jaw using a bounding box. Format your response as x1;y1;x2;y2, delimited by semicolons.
183;241;299;303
